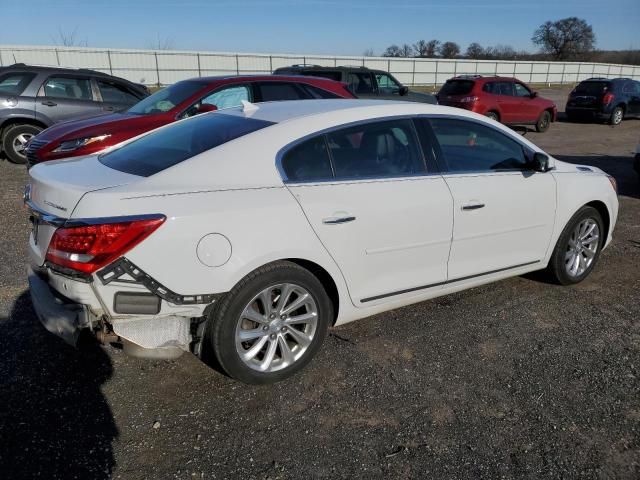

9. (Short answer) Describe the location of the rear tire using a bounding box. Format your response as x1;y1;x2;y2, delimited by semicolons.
2;124;42;164
609;106;624;126
547;206;604;285
535;111;551;132
485;111;500;122
204;261;332;384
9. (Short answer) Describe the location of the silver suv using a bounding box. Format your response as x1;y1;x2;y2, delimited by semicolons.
0;63;148;164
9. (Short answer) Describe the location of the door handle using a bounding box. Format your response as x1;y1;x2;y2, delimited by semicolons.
103;106;115;111
461;203;485;211
322;216;356;225
41;101;57;107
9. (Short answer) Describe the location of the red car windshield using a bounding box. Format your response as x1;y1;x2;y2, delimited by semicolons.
128;80;207;115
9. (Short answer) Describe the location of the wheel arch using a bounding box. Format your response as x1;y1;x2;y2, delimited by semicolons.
585;200;611;246
0;117;47;139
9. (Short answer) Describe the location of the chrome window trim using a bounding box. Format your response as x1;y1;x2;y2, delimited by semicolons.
276;113;540;185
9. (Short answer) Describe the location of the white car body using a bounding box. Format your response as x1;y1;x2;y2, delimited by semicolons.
26;100;618;375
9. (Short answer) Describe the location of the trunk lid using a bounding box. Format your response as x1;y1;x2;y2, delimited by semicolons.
27;156;141;265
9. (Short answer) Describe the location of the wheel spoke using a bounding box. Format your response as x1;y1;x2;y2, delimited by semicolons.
571;254;580;275
275;284;294;314
239;328;267;341
242;336;268;361
583;234;599;246
584;247;596;258
260;338;278;370
278;336;295;366
285;311;316;325
580;223;596;240
243;307;269;325
259;289;274;315
281;293;310;316
286;327;312;348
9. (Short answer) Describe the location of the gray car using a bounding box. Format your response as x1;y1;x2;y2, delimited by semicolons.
0;63;148;164
273;65;437;105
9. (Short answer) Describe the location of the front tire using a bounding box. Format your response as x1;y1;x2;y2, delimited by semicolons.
547;206;604;285
535;111;551;132
2;124;42;164
204;261;332;384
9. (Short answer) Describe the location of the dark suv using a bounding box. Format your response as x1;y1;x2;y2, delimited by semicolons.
273;65;437;104
566;77;640;125
0;64;149;163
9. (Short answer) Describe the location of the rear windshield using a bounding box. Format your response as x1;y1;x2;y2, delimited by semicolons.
439;80;475;96
127;80;207;115
99;113;274;177
574;81;609;96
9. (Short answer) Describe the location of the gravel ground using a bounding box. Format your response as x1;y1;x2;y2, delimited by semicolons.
0;89;639;479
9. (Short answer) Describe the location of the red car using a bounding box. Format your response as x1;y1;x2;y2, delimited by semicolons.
26;75;354;166
437;76;557;132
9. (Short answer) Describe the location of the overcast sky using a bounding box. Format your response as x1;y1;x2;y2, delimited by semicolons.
2;0;638;54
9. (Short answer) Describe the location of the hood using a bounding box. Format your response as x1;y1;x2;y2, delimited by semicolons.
36;112;169;143
552;159;604;175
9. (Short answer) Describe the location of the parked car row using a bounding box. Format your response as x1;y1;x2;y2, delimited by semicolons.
26;94;619;383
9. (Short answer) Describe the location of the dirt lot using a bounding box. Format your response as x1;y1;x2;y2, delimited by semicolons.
0;89;639;479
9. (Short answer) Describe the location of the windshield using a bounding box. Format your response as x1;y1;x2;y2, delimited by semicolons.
439;80;475;96
127;80;207;115
574;81;609;96
99;113;274;177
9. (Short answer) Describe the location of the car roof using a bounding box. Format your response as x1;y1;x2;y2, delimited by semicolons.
1;63;113;77
179;74;346;85
276;65;387;74
449;76;518;82
217;98;450;123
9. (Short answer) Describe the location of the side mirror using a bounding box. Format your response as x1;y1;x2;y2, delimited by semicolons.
197;103;218;114
530;91;538;98
398;86;409;96
531;152;553;172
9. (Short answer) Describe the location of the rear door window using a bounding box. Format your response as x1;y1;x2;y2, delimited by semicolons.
430;118;527;172
256;82;310;101
99;113;274;177
327;119;425;179
439;80;475;96
41;76;93;100
346;72;376;95
0;72;35;95
97;80;142;103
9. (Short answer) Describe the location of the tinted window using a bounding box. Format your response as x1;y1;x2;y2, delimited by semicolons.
327;119;424;179
484;82;513;96
97;80;141;103
622;81;640;94
300;84;341;99
514;83;531;97
0;72;35;95
574;81;609;96
202;85;250;109
439;80;474;96
42;76;92;100
430;118;527;172
258;82;308;101
128;80;206;115
99;113;274;177
304;71;342;82
346;72;375;95
281;136;333;181
375;73;401;95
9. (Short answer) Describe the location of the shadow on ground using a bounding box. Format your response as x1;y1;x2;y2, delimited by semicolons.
0;291;117;480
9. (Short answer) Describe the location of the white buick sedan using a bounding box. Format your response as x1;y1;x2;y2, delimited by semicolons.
26;100;618;384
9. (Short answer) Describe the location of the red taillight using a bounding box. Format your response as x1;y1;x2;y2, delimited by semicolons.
602;92;615;105
46;216;165;274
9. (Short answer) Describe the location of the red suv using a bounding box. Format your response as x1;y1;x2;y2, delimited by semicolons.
437;76;557;132
26;75;354;166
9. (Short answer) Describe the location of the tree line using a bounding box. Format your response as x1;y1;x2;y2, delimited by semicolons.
375;17;640;66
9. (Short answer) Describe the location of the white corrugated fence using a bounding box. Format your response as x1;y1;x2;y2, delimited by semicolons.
1;45;639;87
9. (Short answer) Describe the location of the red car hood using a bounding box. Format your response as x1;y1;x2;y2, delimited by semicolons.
37;112;169;142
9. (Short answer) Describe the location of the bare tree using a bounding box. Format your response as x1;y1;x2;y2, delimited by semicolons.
439;41;460;59
400;44;415;57
532;17;595;60
413;40;431;57
382;45;403;57
363;48;375;57
148;34;175;51
424;40;440;57
465;42;485;59
51;27;87;47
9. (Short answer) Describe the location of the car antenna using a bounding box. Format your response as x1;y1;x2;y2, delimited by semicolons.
242;100;259;113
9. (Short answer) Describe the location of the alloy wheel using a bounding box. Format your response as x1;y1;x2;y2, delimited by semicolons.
235;283;318;373
12;133;34;156
564;218;600;278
